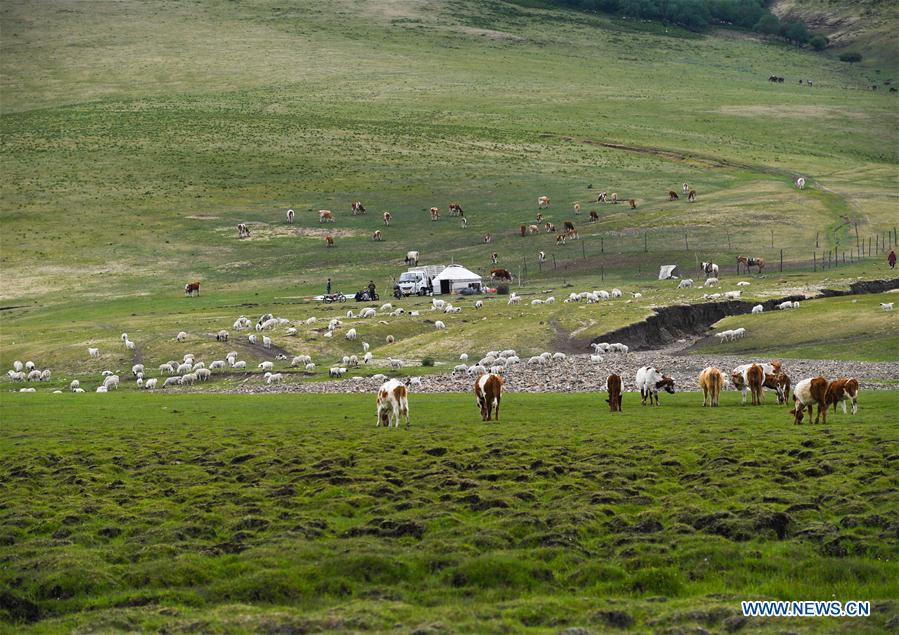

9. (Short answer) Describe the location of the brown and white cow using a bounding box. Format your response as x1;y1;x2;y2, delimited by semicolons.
537;196;550;208
573;202;581;215
544;222;556;233
429;207;439;221
376;378;410;428
791;376;829;424
520;224;527;237
184;281;200;297
606;373;622;412
383;211;391;226
372;230;382;241
555;234;567;246
490;268;512;282
237;223;250;238
528;224;539;235
319;210;334;223
589;210;599;221
484;233;492;244
764;371;791;405
826;377;859;415
536;212;544;223
475;373;503;421
669;191;679;201
747;363;764;405
610;193;618;204
698;366;723;407
687;189;697;202
286;209;295;223
628;199;637;209
351;201;366;215
324;235;335;248
596;192;607;203
449;203;464;216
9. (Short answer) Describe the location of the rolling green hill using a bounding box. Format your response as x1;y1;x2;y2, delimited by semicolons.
1;0;897;374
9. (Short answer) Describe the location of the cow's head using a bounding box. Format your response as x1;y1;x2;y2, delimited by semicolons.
656;377;676;394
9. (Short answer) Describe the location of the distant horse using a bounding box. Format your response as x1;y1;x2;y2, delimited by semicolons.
701;261;719;278
737;255;765;274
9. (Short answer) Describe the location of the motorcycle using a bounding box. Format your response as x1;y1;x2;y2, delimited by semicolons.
323;292;347;303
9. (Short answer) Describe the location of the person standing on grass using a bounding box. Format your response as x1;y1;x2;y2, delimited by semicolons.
889;249;896;269
326;277;332;295
368;280;376;300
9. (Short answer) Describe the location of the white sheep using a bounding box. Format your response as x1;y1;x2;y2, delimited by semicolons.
432;299;446;311
132;364;144;376
136;378;143;388
40;369;51;381
363;352;373;364
210;360;225;371
460;353;469;362
7;371;25;381
409;376;423;388
258;361;273;372
552;352;567;361
752;304;764;314
126;340;135;350
233;316;252;330
724;291;741;300
703;278;718;287
249;334;258;344
266;373;283;384
163;376;181;388
70;380;80;391
347;310;355;318
677;279;694;289
360;308;376;318
346;328;357;341
176;331;188;342
181;373;197;385
453;364;469;374
545;296;555;304
25;361;35;371
305;363;316;371
590;354;604;363
329;367;346;378
88;348;100;359
732;327;746;339
323;331;333;338
176;363;191;374
145;378;158;390
233;361;247;370
73;387;85;393
103;375;119;390
372;374;388;381
286;327;298;336
305;316;317;325
597;290;610;300
508;293;520;305
737;281;750;287
95;386;108;393
611;288;622;298
632;292;642;299
13;360;23;372
777;301;793;310
386;335;395;344
159;363;175;374
183;353;194;363
380;303;393;312
531;299;543;305
882;302;894;311
793;301;800;309
195;368;212;381
475;300;484;309
434;320;446;329
262;336;272;349
27;370;42;381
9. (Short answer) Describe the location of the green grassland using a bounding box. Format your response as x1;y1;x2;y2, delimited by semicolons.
1;391;898;633
693;290;899;361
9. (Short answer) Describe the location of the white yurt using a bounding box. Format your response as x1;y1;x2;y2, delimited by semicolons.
432;264;483;295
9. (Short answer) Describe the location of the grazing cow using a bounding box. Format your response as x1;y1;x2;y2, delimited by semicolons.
528;224;540;235
747;364;764;405
636;366;675;406
520;224;527;237
537;196;550;208
731;361;781;403
628;199;636;209
683;182;689;194
491;252;498;265
449;203;464;216
687;189;697;202
538;250;546;263
474;373;504;421
429;207;440;221
826;377;859;415
184;281;200;297
701;261;719;278
796;177;806;190
764;371;791;405
383;211;391;226
324;235;335;248
405;250;420;265
376;378;410;428
606;373;622;412
373;230;382;241
351;201;367;215
536;212;544;223
737;255;765;274
237;223;250;238
669;191;679;201
555;234;567;246
484;233;492;244
319;210;334;223
699;367;723;407
589;210;599;221
460;217;468;228
791;377;829;424
563;220;575;234
490;268;512;281
286;209;295;223
573;202;581;215
610;193;618;204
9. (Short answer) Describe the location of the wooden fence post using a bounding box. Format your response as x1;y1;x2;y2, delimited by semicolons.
601;236;604;253
684;232;688;250
581;239;586;260
813;252;816;272
816;231;819;248
552;255;556;270
780;249;783;272
601;265;604;281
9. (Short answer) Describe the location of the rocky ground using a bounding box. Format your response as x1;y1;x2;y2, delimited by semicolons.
222;340;899;395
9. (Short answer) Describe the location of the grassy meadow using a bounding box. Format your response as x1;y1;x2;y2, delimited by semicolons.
2;391;898;633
